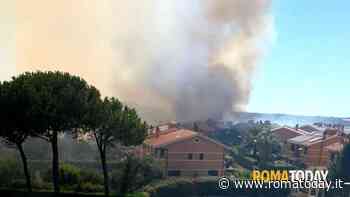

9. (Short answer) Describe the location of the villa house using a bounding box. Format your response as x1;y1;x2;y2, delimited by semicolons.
286;128;348;197
140;123;229;177
287;128;347;167
272;126;310;155
272;126;309;143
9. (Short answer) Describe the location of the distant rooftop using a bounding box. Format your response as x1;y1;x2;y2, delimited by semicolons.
272;126;310;135
288;134;323;146
299;125;321;133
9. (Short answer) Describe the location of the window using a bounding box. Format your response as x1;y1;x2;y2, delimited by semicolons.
193;137;200;143
208;170;218;176
188;153;193;160
291;144;295;151
330;153;336;161
199;153;204;160
155;148;160;158
155;148;166;158
160;149;165;158
168;170;180;177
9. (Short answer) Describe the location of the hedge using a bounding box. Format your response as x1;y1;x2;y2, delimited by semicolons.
143;177;290;197
0;190;148;197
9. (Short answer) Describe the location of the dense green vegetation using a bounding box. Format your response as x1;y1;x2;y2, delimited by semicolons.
143;178;290;197
210;121;287;174
0;71;149;196
0;190;149;197
0;151;161;195
326;143;350;197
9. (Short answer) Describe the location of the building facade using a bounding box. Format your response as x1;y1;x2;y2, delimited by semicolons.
141;124;228;177
287;129;347;167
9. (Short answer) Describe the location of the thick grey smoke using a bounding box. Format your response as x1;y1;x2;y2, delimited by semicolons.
112;0;273;122
17;0;273;122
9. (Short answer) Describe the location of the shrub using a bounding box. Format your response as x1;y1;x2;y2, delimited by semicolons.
229;168;251;179
143;177;290;197
234;154;257;169
9;179;27;189
60;163;81;185
43;163;81;185
0;157;23;187
111;155;163;194
75;182;104;193
32;181;52;191
79;170;103;185
110;169;124;190
125;192;150;197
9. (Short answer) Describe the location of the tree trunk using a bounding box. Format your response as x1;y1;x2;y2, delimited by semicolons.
17;143;32;192
120;156;131;196
98;146;110;197
51;131;60;194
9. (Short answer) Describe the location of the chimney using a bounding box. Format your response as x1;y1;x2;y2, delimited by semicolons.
155;126;160;138
168;121;177;129
148;125;154;136
193;122;199;132
295;124;299;131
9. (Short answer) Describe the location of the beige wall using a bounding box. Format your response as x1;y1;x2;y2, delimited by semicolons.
165;136;225;177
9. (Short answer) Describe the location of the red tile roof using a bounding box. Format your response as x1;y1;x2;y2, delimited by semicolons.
288;134;323;146
272;127;309;135
272;127;309;141
145;129;197;147
299;125;320;133
145;128;230;150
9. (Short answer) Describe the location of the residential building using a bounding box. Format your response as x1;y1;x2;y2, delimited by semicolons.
272;126;309;144
287;128;347;167
140;123;229;177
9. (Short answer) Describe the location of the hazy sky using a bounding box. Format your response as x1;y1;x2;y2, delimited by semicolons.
1;1;349;117
0;1;15;80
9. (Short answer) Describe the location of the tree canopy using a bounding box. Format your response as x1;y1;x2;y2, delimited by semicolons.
0;80;33;191
11;71;100;135
8;71;101;193
0;71;148;195
328;143;350;197
85;97;148;196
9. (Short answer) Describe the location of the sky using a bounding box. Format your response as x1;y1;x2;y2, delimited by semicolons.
0;1;15;80
0;1;349;118
247;0;350;117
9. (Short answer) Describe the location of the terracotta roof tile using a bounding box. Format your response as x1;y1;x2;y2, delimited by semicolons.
288;134;323;146
145;129;197;147
272;127;308;141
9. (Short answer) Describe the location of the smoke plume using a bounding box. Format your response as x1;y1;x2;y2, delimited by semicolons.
16;0;273;122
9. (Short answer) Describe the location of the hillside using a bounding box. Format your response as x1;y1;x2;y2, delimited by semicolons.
229;112;350;126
